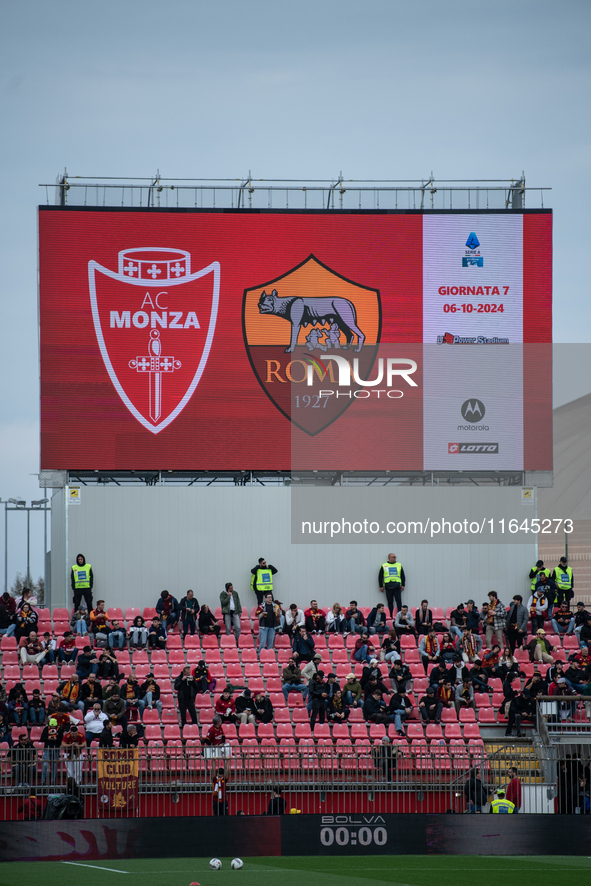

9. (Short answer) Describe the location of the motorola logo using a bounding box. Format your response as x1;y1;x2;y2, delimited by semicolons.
460;399;485;422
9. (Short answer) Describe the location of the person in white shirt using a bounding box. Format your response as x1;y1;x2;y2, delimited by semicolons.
326;603;347;634
84;703;108;747
285;604;305;637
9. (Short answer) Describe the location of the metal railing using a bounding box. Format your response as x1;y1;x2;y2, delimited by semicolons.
40;172;549;212
2;741;589;819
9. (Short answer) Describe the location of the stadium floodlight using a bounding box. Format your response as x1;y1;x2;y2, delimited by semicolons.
8;498;26;508
31;499;49;507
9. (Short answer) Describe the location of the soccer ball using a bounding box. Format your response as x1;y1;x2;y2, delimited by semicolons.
231;859;243;870
209;859;222;870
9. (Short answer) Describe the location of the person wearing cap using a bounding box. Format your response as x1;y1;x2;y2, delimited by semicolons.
325;672;341;706
40;716;64;784
372;735;397;780
505;594;529;652
343;673;364;709
526;629;554;664
419;629;440;674
378;553;406;619
529;559;550;593
551;556;574;606
302;653;323;687
419;686;443;725
489;787;515;813
235;688;256;725
364;689;393;725
76;645;99;680
219;583;241;639
281;656;308;702
551;601;575;636
360;658;384;688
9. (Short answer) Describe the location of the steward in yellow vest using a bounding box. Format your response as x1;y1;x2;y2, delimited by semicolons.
490;789;515;813
71;554;93;611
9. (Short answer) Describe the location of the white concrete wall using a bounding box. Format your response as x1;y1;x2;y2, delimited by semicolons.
50;487;536;615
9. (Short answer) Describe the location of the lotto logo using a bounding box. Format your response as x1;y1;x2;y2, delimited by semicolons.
448;443;459;453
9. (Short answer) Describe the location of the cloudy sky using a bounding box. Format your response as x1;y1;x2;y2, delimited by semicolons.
1;0;590;583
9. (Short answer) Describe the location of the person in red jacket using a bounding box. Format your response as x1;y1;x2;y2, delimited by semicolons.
304;600;326;634
505;766;522;812
214;690;237;724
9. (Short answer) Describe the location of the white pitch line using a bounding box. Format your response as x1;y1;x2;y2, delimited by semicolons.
62;861;129;873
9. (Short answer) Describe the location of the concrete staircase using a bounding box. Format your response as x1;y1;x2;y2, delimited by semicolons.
539;519;591;607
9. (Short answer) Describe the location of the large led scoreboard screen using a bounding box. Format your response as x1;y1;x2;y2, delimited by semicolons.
39;208;552;471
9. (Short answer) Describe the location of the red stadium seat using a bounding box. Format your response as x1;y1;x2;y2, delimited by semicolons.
350;723;369;740
295;723;313;740
425;723;443;740
463;723;482;740
276;723;294;739
478;708;496;724
257;723;275;739
220;635;238;649
459;708;477;723
444;723;462;740
406;723;424;740
163;725;182;741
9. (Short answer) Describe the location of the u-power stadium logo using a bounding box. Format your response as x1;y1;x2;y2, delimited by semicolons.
88;248;220;433
463;232;483;267
243;255;417;436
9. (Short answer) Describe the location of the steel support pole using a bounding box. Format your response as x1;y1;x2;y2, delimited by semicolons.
26;509;30;584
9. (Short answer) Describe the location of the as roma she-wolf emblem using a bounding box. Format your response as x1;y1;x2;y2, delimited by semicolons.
88;248;220;434
243;255;381;436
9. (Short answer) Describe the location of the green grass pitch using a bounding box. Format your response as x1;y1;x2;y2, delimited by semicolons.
0;856;589;886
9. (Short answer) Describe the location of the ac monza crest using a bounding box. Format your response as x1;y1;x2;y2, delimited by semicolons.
89;248;220;433
243;255;381;435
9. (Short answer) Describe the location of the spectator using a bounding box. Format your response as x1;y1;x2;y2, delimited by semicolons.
13;603;38;642
97;648;120;681
267;787;286;815
564;661;586;694
468;660;490;693
364;689;393;725
84;703;109;746
414;599;432;636
147;616;167;650
129;616;148;649
328;688;350;724
526;629;554;664
89;600;110;643
304;600;326;634
394;604;415;638
573;602;590;645
80;673;103;712
119;724;140;749
464;600;480;633
534;571;558;609
325;672;340;706
219;583;241;639
257;593;281;651
439;632;458;663
211;765;229;816
505;768;522;812
345;600;365;635
98;719;114;748
551;556;574;605
547;659;566;684
273;599;286;632
292;627;315;662
282;656;308;701
343;672;364;710
582;676;591;721
58;630;78;664
575;646;591;671
28;689;46;726
419;686;442;725
156;590;180;633
367;603;389;636
19;631;46;667
40;717;63;783
419;629;440;673
253;692;274;724
504;594;528;652
71;553;93;612
353;630;372;665
464;767;488;813
455;679;475;715
0;712;13;746
179;589;200;638
71;607;90;636
378;553;405;618
381;629;401;664
485;592;506;648
436;675;455;714
140;673;163;717
1;590;17;616
362;674;389;700
250;557;278;606
448;603;467;643
302;653;323;685
460;628;482;664
173;667;198;726
104;689;127;730
372;736;397;781
389;659;411;695
11;734;37;786
579;615;591;651
45;693;64;721
285;604;306;637
58;674;83;711
326;603;347;634
526;588;549;634
108;619;126;650
198;605;220;638
215;689;237;724
388;687;412;735
121;675;143;721
61;724;85;786
40;631;56;664
235;688;256;725
551;602;575;636
483;645;503;678
429;660;452;691
7;691;29;726
0;601;15;637
498;647;520;681
76;645;100;680
193;660;216;693
309;672;328;730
